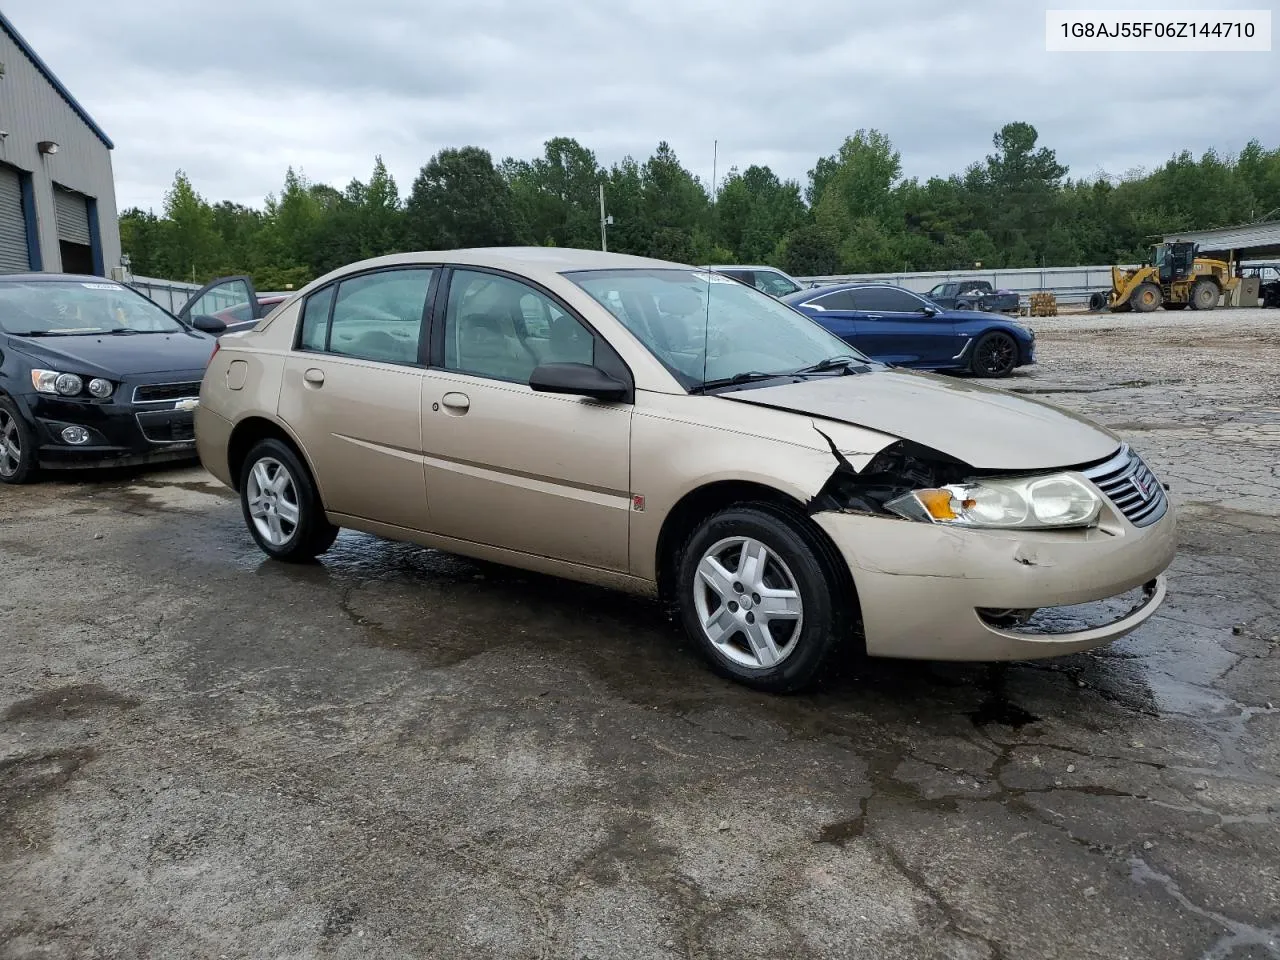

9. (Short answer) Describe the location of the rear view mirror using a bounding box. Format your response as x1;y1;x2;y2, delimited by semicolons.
191;314;227;335
529;363;629;402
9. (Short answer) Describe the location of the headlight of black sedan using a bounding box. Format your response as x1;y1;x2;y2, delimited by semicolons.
30;370;115;399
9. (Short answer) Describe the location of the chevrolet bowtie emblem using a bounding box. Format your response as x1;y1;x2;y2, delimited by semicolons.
174;398;200;412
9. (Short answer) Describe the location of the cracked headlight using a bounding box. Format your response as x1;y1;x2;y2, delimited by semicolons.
885;474;1101;529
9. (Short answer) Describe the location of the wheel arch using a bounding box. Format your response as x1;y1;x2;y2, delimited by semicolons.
226;415;319;495
654;480;859;619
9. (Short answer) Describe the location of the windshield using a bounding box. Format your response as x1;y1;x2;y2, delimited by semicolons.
566;268;868;390
756;271;802;297
0;281;185;336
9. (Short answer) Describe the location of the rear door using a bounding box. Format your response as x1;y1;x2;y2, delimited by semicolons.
178;276;261;334
277;266;438;531
847;286;962;366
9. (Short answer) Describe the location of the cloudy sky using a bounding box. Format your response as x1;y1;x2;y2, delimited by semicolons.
7;0;1275;211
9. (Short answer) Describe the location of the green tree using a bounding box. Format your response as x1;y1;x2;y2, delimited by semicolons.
506;137;603;250
118;208;169;277
406;147;523;249
714;165;806;264
162;171;220;281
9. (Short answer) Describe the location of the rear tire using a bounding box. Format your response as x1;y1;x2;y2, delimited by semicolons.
1190;280;1219;311
1130;282;1162;313
969;331;1018;378
239;438;338;562
676;504;847;693
0;398;37;485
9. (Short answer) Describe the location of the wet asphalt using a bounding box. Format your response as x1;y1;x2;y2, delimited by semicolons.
1;309;1278;959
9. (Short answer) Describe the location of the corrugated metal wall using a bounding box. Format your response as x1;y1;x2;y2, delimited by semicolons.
0;19;120;273
796;264;1133;306
0;165;30;272
127;274;203;313
1164;220;1280;258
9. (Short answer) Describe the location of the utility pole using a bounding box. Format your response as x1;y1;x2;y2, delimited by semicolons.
599;183;608;252
711;140;718;203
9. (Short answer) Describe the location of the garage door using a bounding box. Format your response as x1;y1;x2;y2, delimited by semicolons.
54;186;91;244
0;166;31;273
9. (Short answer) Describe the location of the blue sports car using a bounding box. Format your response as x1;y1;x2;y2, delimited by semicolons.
781;282;1035;378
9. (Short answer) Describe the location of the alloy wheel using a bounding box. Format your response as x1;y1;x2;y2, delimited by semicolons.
246;456;301;546
0;410;22;479
692;536;804;669
976;335;1016;376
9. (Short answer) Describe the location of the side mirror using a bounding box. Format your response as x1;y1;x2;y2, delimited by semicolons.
920;305;939;316
191;314;227;335
529;363;629;402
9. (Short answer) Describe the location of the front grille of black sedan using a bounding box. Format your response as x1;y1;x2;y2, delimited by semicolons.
132;381;201;404
1081;444;1168;528
135;410;195;444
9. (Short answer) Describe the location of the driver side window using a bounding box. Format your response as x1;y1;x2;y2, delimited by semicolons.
444;270;595;383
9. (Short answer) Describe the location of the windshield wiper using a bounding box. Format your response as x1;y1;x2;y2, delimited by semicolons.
792;355;866;376
691;371;793;394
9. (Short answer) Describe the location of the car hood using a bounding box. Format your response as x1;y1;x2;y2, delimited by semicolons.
11;330;216;377
722;369;1119;471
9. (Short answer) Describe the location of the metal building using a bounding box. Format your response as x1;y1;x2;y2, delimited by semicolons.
1164;219;1280;260
0;11;119;276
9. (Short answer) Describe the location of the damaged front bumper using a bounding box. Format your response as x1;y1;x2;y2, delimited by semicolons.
813;504;1176;660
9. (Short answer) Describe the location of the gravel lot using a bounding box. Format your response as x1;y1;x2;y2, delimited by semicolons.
2;307;1279;960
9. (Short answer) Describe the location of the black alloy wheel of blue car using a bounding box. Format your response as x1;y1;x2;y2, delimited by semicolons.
970;331;1018;378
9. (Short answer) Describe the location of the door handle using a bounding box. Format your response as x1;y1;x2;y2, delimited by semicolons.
441;391;470;414
303;368;325;386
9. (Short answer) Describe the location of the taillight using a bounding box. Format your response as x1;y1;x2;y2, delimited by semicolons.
210;341;220;360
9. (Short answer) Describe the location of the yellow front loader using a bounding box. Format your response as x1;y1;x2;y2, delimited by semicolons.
1105;242;1239;313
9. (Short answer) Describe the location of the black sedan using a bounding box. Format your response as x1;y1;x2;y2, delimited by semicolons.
0;273;226;483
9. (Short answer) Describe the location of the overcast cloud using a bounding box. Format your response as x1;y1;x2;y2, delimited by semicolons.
6;0;1275;211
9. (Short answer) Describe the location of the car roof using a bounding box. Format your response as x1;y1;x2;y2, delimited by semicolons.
704;264;789;273
288;247;699;301
343;246;680;275
801;282;914;294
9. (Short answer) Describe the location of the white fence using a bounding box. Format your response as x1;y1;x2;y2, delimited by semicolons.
796;264;1134;306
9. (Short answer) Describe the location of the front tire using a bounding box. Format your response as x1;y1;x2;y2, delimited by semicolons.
0;398;37;485
676;504;846;692
239;439;338;562
1130;282;1162;313
969;330;1018;378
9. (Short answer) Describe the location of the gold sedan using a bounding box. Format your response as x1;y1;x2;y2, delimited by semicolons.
196;248;1176;692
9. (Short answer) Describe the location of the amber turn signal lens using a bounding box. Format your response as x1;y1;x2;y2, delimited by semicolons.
917;489;959;521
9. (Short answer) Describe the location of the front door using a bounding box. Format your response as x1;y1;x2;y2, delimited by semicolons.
277;267;437;531
419;268;632;572
178;275;261;334
848;286;962;366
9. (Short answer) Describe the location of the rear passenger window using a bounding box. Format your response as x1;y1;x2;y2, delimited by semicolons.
805;290;856;311
327;269;434;364
298;286;335;351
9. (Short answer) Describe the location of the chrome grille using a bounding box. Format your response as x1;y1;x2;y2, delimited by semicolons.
1081;444;1168;527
